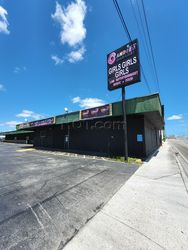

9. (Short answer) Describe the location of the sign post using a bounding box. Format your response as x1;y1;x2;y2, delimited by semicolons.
122;86;128;160
107;39;140;161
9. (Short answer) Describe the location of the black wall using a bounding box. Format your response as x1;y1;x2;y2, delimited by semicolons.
69;117;124;156
33;126;55;148
33;115;149;158
144;117;161;156
33;118;124;156
127;115;145;158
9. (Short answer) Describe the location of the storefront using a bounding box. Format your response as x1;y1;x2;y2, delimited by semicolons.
1;130;34;144
12;93;164;159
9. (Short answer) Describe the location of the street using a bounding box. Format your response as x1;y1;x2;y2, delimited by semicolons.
0;143;138;249
169;138;188;178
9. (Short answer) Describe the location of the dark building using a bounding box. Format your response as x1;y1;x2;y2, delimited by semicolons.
4;93;164;159
0;130;34;144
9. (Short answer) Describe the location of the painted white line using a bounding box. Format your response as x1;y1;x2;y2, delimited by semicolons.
173;145;188;165
27;203;44;229
174;153;188;194
38;203;52;221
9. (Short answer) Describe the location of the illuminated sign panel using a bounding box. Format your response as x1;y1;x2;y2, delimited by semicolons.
107;39;140;90
80;104;112;120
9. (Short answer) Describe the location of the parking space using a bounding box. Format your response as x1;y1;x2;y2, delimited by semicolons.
0;143;138;249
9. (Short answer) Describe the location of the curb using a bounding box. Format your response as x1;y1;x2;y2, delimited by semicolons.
172;146;188;194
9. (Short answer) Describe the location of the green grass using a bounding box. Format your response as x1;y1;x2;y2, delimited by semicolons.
111;156;142;164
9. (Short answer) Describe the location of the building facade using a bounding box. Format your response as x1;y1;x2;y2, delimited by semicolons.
2;93;164;159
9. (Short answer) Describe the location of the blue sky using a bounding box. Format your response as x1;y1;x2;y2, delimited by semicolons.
0;0;187;136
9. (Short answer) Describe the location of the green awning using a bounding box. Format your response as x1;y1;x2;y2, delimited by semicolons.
55;111;80;125
112;93;162;117
0;130;34;136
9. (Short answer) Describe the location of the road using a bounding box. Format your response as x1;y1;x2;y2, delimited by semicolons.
0;143;138;250
169;138;188;178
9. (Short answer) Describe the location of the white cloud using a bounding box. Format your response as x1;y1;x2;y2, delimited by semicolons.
14;67;20;74
68;46;85;63
167;114;183;121
0;5;10;34
16;110;46;120
14;66;27;74
52;0;87;46
72;96;81;103
52;0;87;63
0;121;19;128
72;96;105;109
51;55;64;65
0;84;5;91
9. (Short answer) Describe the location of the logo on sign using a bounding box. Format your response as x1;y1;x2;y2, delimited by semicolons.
108;52;116;65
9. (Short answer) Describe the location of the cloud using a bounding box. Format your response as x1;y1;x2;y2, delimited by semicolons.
167;114;183;121
14;66;27;74
16;110;46;120
72;96;105;109
0;5;10;34
68;46;85;63
72;96;81;103
51;55;64;65
0;110;46;131
52;0;87;63
52;0;87;46
0;121;19;128
0;84;5;91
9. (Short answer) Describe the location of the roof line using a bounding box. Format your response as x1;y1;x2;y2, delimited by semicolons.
16;93;162;127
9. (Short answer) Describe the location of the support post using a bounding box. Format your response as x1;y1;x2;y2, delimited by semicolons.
122;86;128;161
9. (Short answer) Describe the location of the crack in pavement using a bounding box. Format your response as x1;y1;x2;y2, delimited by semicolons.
135;173;180;181
154;173;180;180
101;211;166;250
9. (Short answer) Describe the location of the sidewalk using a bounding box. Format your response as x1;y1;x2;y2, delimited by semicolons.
64;141;188;250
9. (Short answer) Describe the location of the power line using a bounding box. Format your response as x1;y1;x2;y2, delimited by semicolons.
131;0;157;91
134;0;152;64
113;0;151;93
140;65;151;93
113;0;132;41
129;0;151;65
141;0;160;94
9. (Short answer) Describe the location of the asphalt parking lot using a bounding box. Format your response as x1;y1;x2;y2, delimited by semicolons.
0;143;139;250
